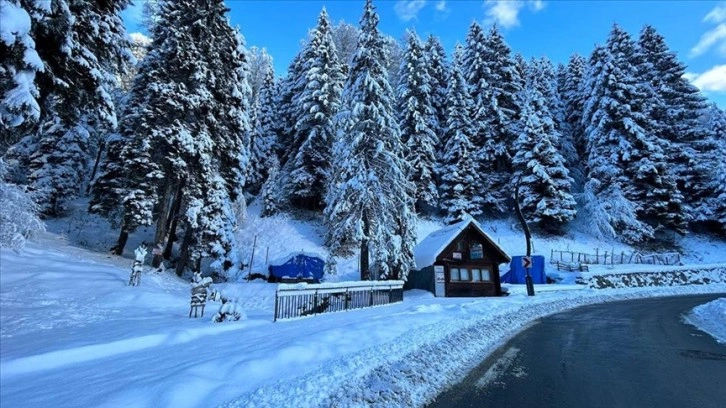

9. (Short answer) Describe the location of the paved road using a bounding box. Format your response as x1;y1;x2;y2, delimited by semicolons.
429;294;726;408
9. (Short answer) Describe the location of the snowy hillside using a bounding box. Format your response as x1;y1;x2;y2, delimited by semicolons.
42;197;726;283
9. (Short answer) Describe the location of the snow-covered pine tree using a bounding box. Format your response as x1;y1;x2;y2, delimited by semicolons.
383;35;404;91
286;8;344;210
275;52;308;164
531;57;580;189
325;0;416;281
482;25;523;167
0;0;43;150
424;35;449;144
247;46;274;103
439;45;481;223
87;32;151;196
118;33;152;94
184;172;241;278
331;20;360;71
247;66;278;196
579;44;642;241
397;30;439;210
462;22;521;214
638;25;714;226
2;0;132;215
513;67;576;233
701;105;726;233
26;117;91;215
559;53;588;189
104;0;251;275
260;156;281;217
461;22;499;212
90;32;157;234
215;30;252;206
483;25;523;129
582;26;686;242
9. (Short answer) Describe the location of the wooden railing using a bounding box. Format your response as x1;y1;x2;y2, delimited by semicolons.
274;280;404;322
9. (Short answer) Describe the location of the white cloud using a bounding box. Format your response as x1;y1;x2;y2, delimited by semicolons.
434;0;451;20
690;23;726;57
687;65;726;93
394;0;427;22
483;0;546;29
704;3;726;23
683;72;698;82
691;4;726;58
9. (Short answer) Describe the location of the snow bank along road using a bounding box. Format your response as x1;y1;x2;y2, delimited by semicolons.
221;284;726;408
429;294;726;408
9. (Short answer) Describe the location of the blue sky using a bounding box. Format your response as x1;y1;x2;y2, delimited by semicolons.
122;1;726;108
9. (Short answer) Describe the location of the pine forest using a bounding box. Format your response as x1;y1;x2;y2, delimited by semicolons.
2;0;725;281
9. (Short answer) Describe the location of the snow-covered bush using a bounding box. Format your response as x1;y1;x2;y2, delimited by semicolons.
0;159;44;251
212;296;244;322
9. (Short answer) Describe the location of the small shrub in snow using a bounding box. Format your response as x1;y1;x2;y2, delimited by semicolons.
212;296;244;323
0;159;45;252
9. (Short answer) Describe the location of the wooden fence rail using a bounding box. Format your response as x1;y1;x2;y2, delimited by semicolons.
550;249;681;266
274;280;404;322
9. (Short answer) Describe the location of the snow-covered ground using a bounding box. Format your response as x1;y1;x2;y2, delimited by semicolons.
2;203;725;407
685;297;726;344
1;226;725;408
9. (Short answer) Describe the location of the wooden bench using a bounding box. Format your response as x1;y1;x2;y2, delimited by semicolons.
554;261;589;272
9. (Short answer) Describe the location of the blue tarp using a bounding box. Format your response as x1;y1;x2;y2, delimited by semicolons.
500;255;547;284
268;253;325;281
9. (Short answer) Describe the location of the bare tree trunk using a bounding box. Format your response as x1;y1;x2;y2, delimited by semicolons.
151;183;175;267
162;185;184;261
175;226;194;277
360;212;370;280
86;140;105;195
112;228;129;256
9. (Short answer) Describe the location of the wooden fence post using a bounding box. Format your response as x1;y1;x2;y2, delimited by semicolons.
595;248;599;264
274;290;279;322
313;289;318;316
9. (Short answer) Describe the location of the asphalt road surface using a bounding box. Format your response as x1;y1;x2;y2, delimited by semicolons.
428;294;726;408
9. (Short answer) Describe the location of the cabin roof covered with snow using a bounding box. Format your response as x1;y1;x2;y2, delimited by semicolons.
414;219;510;269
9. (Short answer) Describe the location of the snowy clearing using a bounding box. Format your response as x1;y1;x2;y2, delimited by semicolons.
1;231;724;408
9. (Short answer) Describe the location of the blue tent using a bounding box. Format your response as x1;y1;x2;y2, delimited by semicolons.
500;255;547;284
268;253;325;282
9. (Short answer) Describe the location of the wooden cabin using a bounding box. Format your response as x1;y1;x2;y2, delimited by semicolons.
406;219;511;297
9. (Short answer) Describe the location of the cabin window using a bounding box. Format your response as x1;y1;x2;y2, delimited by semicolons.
471;268;482;281
481;268;491;281
460;268;470;281
450;267;461;281
470;242;484;260
456;240;465;251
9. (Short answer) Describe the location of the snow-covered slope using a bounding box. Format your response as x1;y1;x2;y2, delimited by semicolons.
1;228;725;408
2;200;725;407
